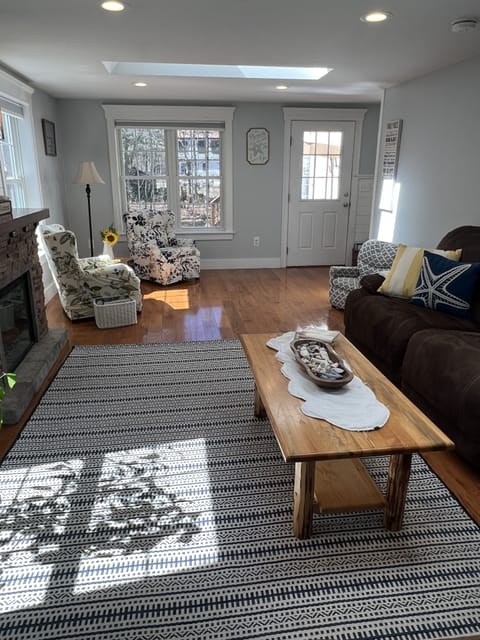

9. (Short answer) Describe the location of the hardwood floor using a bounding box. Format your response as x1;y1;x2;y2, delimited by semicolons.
2;267;479;523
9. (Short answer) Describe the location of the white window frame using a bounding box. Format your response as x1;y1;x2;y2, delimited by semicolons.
0;69;42;211
0;111;27;207
103;105;235;240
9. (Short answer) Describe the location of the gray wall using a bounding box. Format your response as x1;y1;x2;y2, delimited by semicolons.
32;89;66;224
375;54;480;246
55;100;380;260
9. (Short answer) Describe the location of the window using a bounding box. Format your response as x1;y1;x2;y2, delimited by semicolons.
301;130;342;201
118;126;222;229
0;105;27;207
104;105;235;240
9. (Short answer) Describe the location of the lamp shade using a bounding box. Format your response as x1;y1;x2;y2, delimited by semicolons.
73;161;105;185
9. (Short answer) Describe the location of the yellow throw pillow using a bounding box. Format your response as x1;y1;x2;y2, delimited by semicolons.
378;244;463;299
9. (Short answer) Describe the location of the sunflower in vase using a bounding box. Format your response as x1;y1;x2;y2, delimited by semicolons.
100;225;120;259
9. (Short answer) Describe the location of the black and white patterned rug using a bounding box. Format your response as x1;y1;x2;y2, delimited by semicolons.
0;340;479;640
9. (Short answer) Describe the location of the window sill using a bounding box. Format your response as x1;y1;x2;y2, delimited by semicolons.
119;231;234;242
176;230;234;241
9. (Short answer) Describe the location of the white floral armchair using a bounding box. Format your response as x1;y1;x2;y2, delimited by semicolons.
123;210;200;286
329;239;398;309
41;224;143;320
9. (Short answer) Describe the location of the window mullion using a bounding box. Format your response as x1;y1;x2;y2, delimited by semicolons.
166;129;179;225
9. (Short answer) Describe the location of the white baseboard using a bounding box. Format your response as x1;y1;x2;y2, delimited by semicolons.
201;257;281;270
44;281;57;304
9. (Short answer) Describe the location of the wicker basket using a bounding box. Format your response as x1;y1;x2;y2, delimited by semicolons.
93;296;137;329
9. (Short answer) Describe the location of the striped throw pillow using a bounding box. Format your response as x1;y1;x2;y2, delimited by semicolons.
377;244;463;299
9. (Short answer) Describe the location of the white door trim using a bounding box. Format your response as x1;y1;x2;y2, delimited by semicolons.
281;108;367;267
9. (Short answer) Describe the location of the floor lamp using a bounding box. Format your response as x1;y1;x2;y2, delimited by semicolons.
73;161;105;257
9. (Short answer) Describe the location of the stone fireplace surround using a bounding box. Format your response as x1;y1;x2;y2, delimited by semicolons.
0;208;68;424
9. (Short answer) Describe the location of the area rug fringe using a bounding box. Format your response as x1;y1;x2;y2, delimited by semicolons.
0;340;479;639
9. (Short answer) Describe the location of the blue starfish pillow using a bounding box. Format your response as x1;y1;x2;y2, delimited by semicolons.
411;251;480;318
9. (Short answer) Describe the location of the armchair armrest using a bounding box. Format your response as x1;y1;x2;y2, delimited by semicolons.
81;263;143;310
329;265;360;283
173;238;195;247
80;255;112;271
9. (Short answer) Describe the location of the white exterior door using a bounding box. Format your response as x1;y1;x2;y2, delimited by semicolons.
286;121;355;266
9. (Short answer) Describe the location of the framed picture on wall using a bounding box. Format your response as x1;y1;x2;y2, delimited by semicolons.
42;118;57;156
246;128;269;165
382;119;402;179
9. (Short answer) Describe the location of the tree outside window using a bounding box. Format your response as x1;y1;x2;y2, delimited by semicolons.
118;126;222;230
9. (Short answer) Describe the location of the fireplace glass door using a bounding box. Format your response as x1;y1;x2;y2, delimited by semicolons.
0;273;35;371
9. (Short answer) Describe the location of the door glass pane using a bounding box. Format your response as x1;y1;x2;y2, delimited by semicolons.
314;178;326;200
314;155;328;177
329;131;342;153
301;178;314;199
301;131;343;200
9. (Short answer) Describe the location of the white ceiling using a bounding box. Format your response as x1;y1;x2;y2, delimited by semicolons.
0;0;480;103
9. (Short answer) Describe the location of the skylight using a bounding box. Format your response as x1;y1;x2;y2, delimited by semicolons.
103;62;331;81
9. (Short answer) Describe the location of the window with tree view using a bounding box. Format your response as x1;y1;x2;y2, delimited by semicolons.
118;126;223;229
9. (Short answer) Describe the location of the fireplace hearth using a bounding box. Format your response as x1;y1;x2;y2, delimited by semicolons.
0;208;68;424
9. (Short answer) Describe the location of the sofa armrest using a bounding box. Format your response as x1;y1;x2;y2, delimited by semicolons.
360;273;385;293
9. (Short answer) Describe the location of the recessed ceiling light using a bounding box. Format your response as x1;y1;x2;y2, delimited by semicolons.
361;10;392;23
133;81;147;87
101;1;126;12
276;85;288;91
450;18;478;33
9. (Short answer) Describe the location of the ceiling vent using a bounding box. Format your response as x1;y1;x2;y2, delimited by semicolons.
450;18;478;33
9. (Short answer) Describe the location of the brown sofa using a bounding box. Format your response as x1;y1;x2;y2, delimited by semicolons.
344;226;480;471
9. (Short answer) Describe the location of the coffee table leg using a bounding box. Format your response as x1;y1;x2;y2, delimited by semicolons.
254;384;267;418
384;453;412;531
293;461;315;539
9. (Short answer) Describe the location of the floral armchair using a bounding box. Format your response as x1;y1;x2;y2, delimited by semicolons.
41;224;143;320
123;210;200;286
329;239;398;309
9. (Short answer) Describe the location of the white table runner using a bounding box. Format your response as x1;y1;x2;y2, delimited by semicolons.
267;332;390;431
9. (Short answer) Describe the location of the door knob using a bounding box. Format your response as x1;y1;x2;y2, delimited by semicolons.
343;202;350;208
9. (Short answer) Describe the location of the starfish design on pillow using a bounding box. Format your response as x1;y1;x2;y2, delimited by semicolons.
412;257;472;312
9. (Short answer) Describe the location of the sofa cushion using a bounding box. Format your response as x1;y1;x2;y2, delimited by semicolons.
411;251;480;318
377;244;462;299
344;287;478;385
402;329;480;471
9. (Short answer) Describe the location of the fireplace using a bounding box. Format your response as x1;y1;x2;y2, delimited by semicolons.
0;208;68;424
0;273;36;371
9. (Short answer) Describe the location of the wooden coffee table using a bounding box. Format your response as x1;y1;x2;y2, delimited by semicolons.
240;333;454;539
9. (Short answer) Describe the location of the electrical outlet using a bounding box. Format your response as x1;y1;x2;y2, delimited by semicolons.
253;236;260;247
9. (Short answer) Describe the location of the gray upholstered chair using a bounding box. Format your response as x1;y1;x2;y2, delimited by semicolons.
41;224;142;320
123;210;200;286
329;239;398;309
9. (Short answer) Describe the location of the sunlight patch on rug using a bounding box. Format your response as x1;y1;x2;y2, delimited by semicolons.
74;440;219;594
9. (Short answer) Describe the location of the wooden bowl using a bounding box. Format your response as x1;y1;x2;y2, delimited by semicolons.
290;338;353;389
